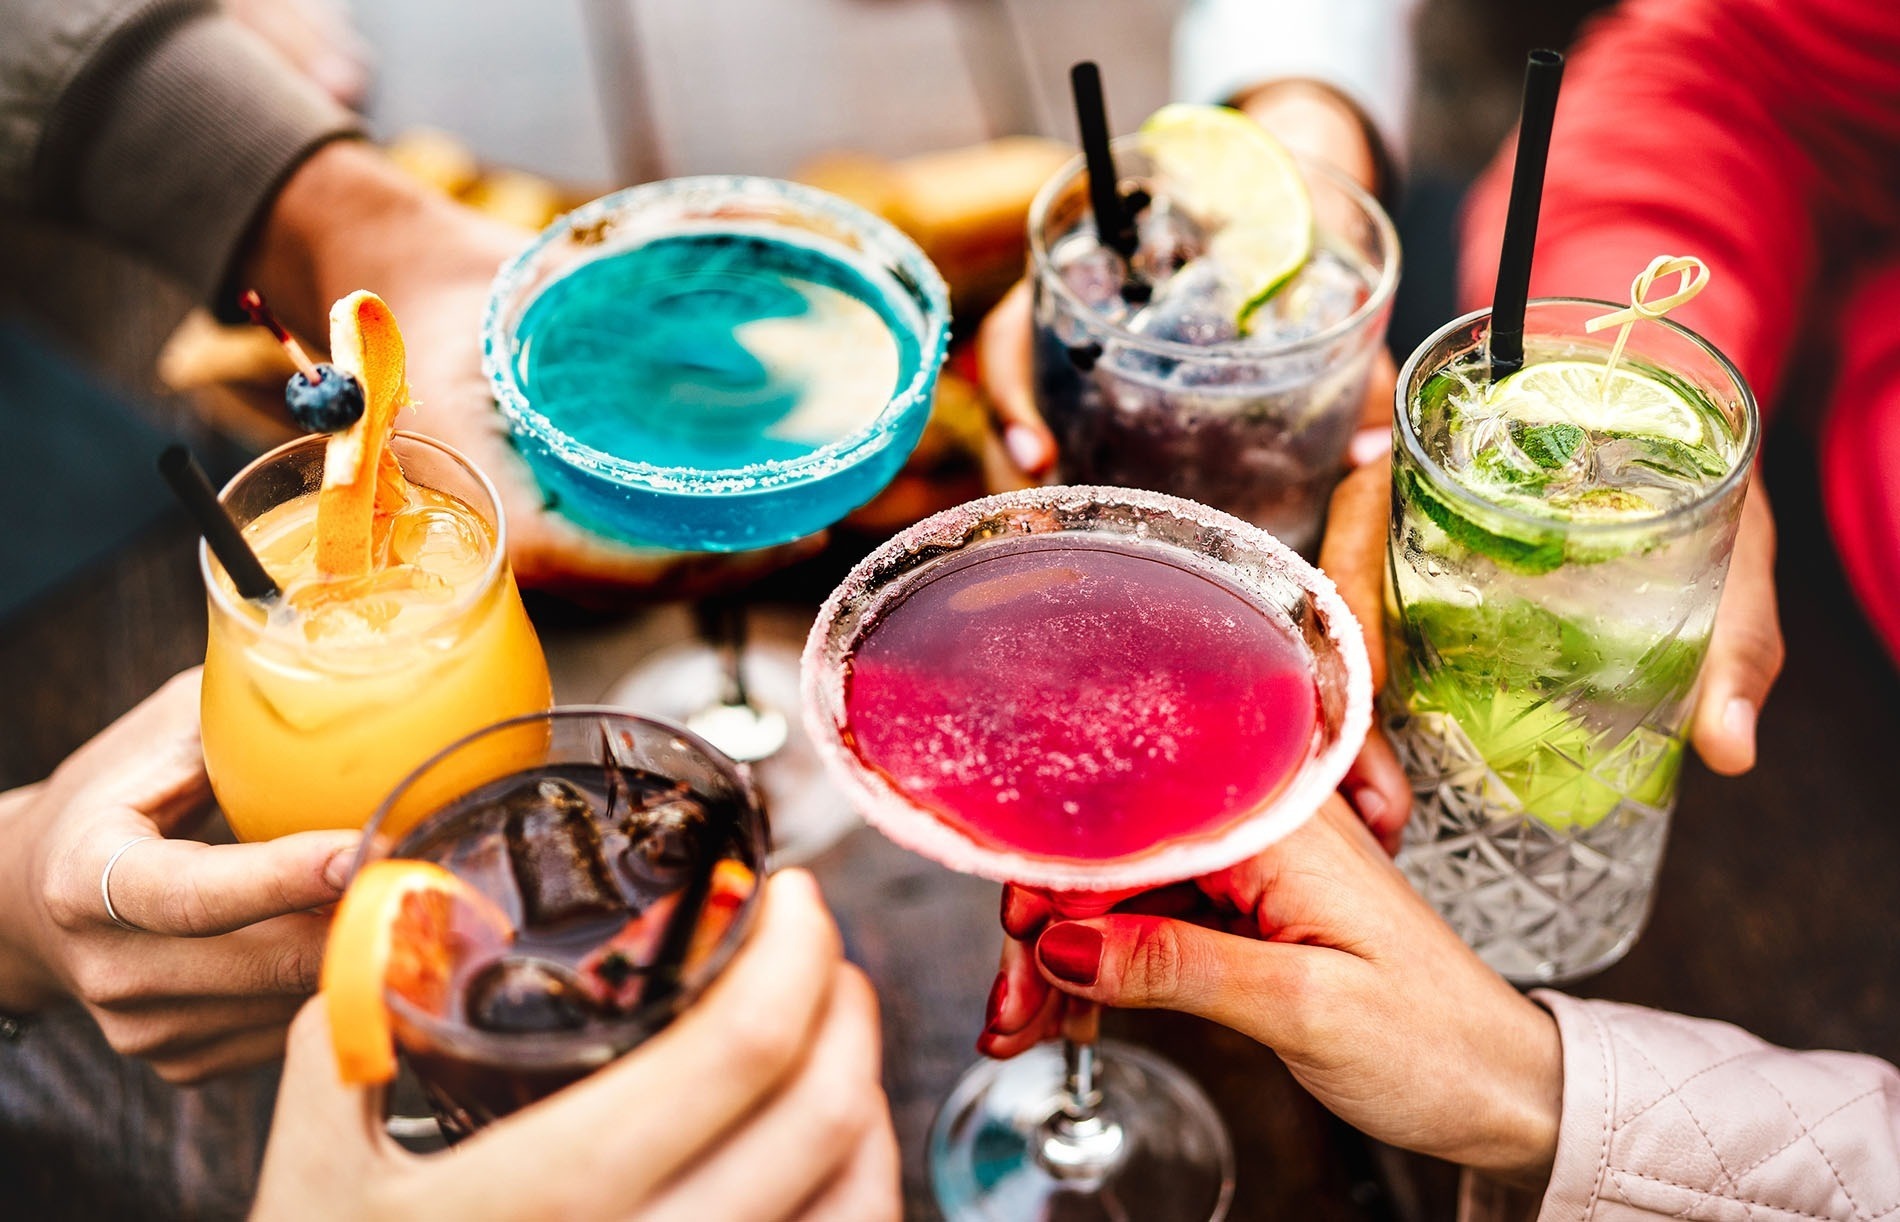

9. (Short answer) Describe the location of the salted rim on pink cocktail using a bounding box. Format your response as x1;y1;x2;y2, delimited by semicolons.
800;486;1372;892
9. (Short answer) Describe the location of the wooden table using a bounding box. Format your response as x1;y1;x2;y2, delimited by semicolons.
4;2;1897;1218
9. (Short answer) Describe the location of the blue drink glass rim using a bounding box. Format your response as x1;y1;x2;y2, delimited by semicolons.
357;706;770;1070
1393;297;1762;539
481;175;951;498
1027;143;1400;363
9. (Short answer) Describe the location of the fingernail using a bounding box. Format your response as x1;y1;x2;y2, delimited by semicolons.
1005;424;1049;475
981;975;1009;1032
1038;923;1102;986
1350;785;1388;832
1723;697;1757;748
1348;427;1392;467
324;848;356;891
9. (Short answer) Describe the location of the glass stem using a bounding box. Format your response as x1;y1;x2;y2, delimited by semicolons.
1059;1005;1104;1122
692;597;752;710
1038;1001;1124;1180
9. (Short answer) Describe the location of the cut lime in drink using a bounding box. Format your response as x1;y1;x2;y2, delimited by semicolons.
1137;104;1313;330
1483;360;1705;445
1408;352;1737;570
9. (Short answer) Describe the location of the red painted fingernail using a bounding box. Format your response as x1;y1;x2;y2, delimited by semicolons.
1038;923;1102;986
982;975;1009;1031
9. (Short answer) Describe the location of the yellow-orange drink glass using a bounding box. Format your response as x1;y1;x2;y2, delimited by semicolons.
201;433;552;840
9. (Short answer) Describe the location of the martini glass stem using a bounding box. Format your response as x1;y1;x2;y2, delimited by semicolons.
1038;1002;1125;1179
693;597;751;709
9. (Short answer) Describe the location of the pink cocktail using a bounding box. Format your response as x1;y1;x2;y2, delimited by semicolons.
803;487;1370;1221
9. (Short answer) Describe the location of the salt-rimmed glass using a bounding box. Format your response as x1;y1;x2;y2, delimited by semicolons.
481;174;951;553
802;486;1370;1221
482;175;952;863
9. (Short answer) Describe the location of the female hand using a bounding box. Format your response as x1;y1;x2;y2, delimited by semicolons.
252;870;899;1221
980;796;1562;1187
246;141;823;607
0;669;359;1082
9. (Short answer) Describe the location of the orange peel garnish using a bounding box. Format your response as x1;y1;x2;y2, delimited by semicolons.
316;291;413;577
320;859;511;1085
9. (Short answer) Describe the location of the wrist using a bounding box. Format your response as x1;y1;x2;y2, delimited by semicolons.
0;788;66;1014
1233;79;1384;199
241;140;509;341
1466;990;1563;1189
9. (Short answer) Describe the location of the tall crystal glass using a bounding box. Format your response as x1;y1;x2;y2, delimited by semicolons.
1386;300;1760;983
803;487;1371;1221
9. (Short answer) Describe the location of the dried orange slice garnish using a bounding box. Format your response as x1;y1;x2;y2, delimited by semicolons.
320;859;511;1085
316;291;412;577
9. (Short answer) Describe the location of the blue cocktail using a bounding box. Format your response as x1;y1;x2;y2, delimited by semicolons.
484;176;950;552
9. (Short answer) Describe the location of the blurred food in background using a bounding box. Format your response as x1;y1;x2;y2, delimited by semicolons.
162;132;1069;534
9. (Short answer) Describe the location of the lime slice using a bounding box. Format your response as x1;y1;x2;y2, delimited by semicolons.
1137;103;1313;329
1487;360;1705;445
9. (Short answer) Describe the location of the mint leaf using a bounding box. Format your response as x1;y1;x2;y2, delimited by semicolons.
1510;421;1586;469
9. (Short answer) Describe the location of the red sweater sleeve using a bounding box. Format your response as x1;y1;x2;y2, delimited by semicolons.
1458;0;1900;409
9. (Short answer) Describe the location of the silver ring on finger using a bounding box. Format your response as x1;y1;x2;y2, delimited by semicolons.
101;835;157;933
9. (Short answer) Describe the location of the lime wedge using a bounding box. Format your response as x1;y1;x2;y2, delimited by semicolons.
1487;360;1705;445
1137;103;1313;330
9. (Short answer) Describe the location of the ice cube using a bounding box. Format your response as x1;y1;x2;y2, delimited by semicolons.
465;957;595;1033
1129;261;1238;348
502;778;625;928
1252;249;1368;340
389;505;488;583
619;791;708;896
1132;201;1205;288
1051;231;1131;319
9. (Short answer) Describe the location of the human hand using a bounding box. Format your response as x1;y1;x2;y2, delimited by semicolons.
973;80;1389;491
246;141;822;606
228;0;371;107
1317;455;1784;776
980;797;1561;1187
0;670;358;1082
253;870;898;1221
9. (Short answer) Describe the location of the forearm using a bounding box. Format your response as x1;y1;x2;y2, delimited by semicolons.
239;140;524;344
1172;0;1420;181
1455;0;1898;406
1535;992;1900;1220
2;0;360;308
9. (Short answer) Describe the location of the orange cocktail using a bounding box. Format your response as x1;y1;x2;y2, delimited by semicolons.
201;430;550;840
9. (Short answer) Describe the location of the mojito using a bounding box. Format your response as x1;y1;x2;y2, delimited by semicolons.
1386;299;1758;983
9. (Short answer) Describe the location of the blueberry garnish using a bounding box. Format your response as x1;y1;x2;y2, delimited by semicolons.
284;364;366;433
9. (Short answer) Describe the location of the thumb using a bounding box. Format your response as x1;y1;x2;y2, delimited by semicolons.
1692;480;1782;776
1034;915;1330;1048
102;830;359;936
258;999;393;1192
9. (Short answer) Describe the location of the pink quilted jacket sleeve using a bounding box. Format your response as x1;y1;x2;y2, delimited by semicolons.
1533;991;1900;1220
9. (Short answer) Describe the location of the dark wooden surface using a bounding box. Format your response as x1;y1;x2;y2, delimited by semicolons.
3;1;1895;1219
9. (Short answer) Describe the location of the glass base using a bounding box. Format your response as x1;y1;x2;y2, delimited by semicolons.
929;1040;1233;1222
603;615;859;866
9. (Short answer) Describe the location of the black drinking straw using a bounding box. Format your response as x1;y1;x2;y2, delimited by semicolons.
158;446;281;602
1488;49;1566;378
1070;61;1138;259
